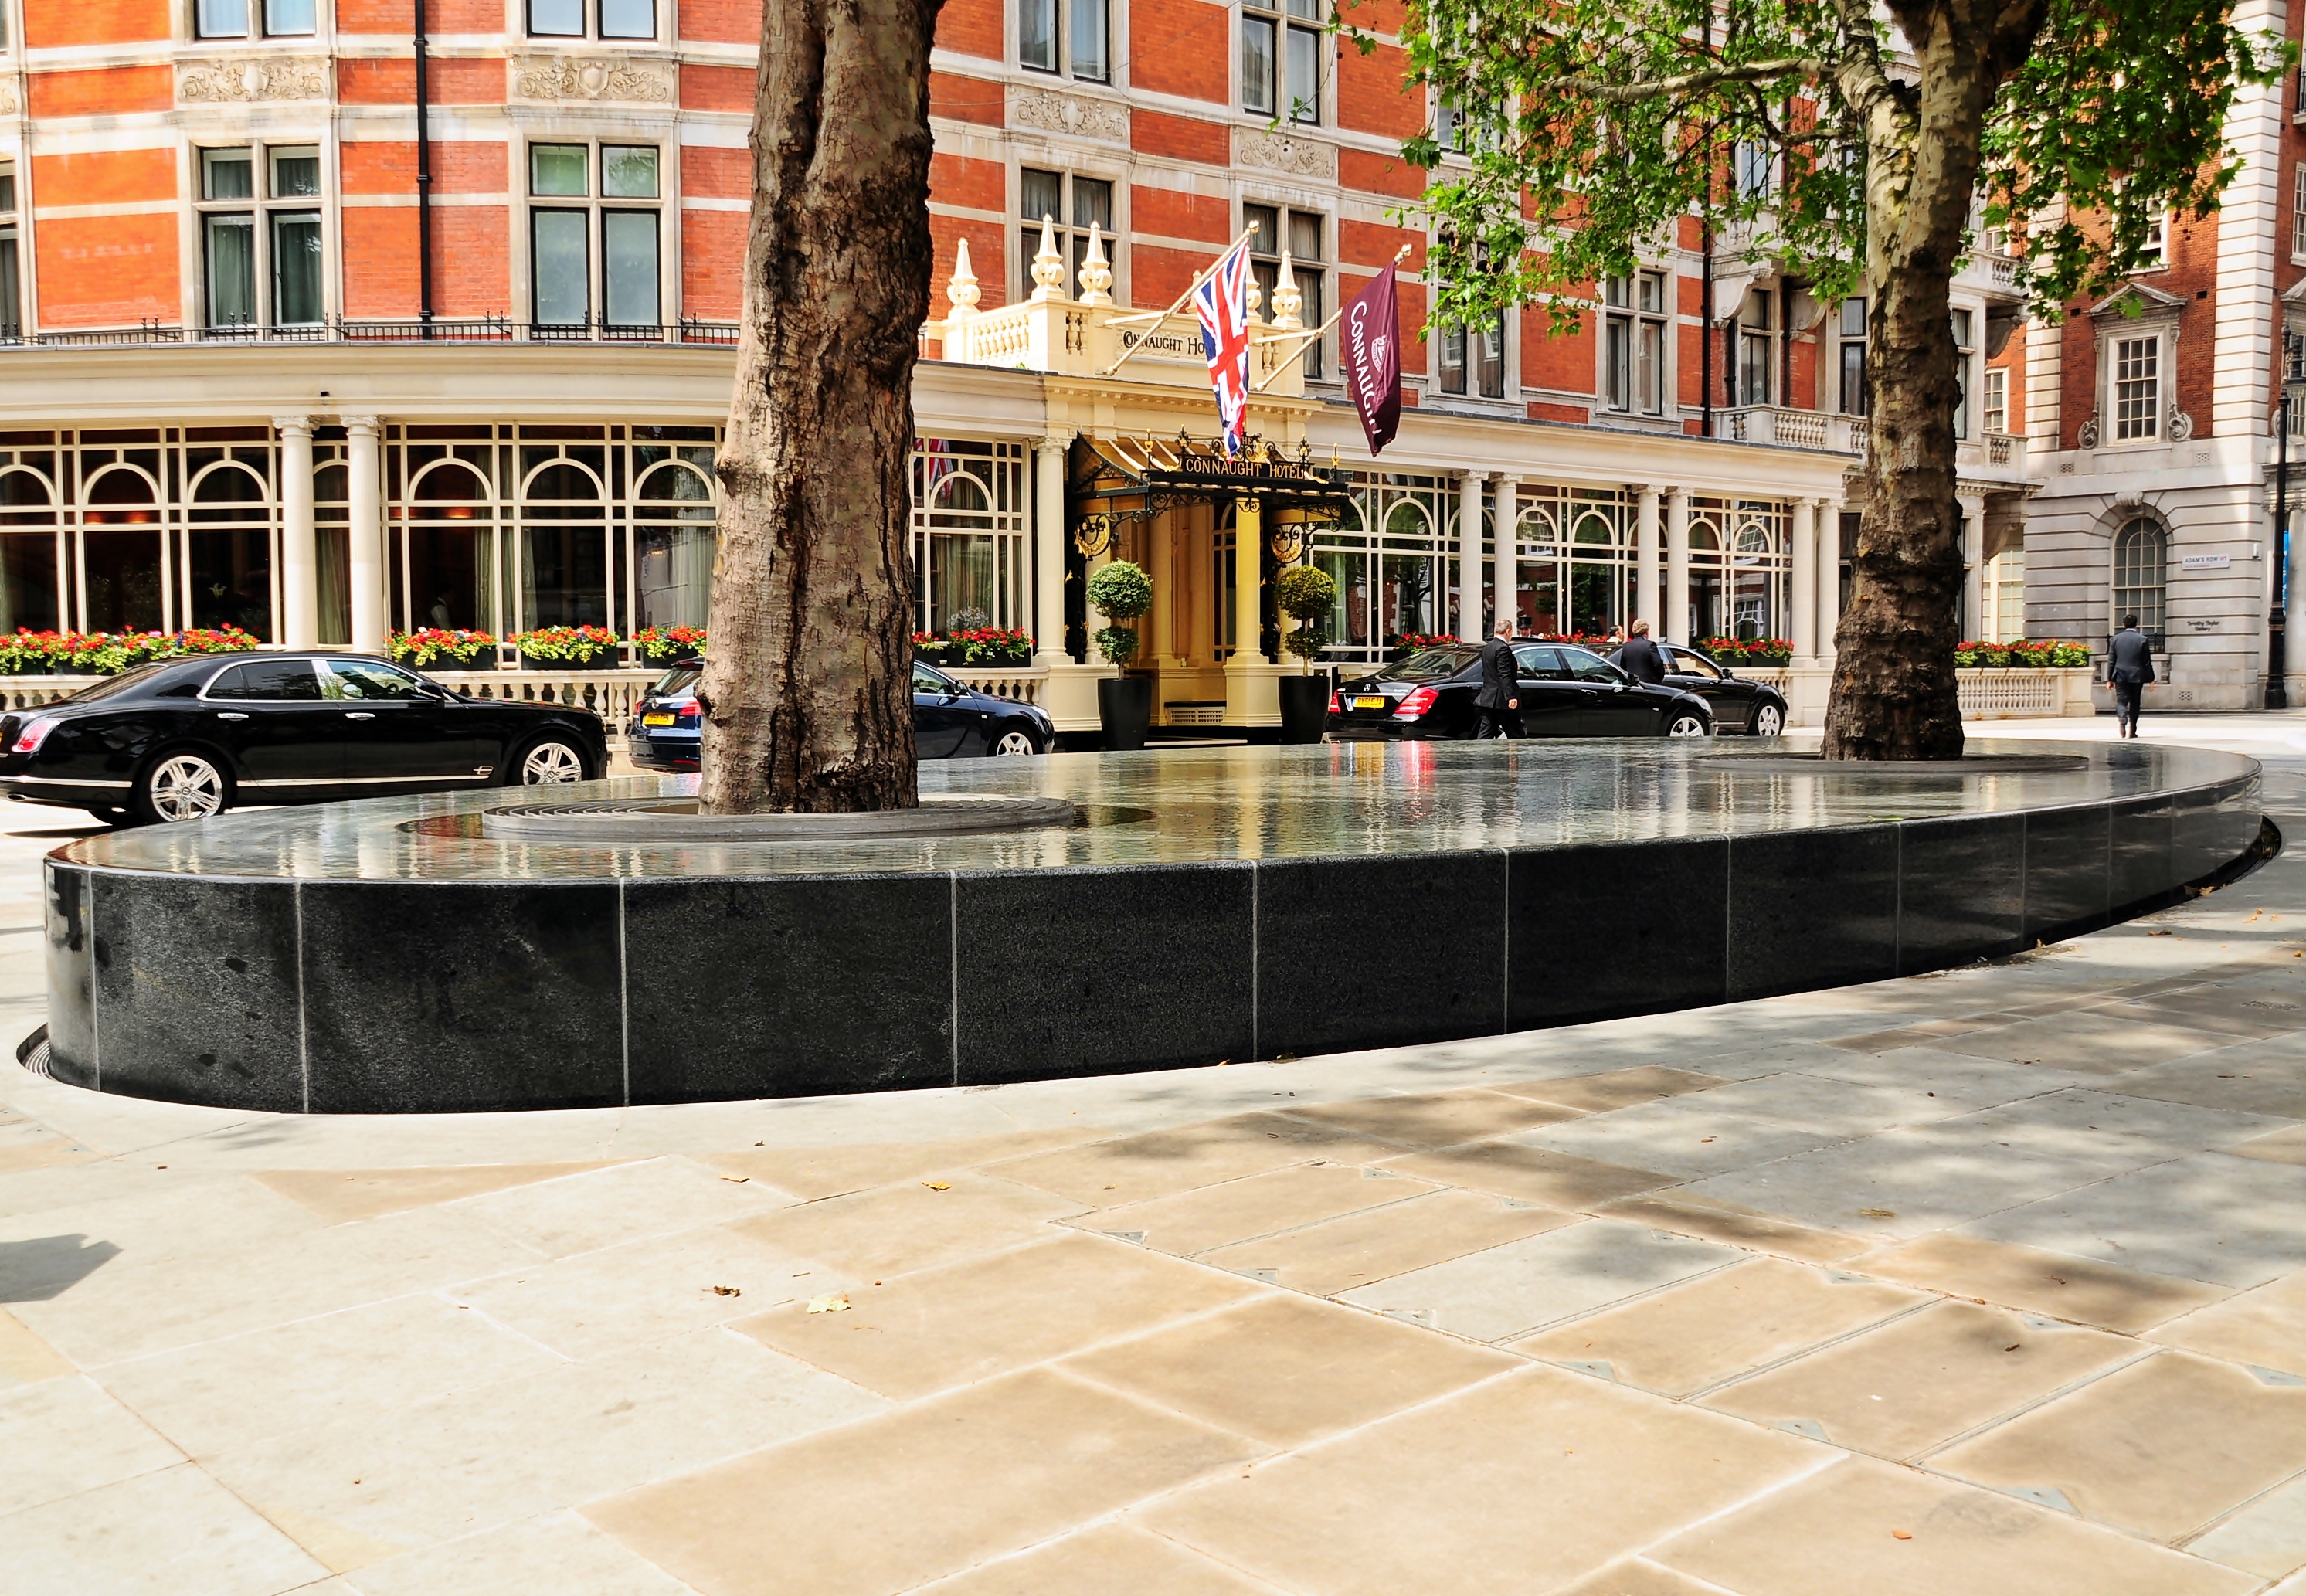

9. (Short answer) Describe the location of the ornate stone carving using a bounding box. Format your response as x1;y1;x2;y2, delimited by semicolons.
2076;412;2101;450
1007;87;1128;142
511;56;674;104
2167;406;2194;443
1235;131;1336;178
0;80;17;117
177;57;328;103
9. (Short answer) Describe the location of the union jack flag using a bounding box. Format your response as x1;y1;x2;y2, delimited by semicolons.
1192;240;1255;457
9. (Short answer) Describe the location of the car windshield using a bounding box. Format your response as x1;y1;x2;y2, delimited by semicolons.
913;663;959;694
650;664;702;698
1377;647;1477;681
59;663;173;704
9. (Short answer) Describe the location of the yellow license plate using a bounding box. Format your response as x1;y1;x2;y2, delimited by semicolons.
641;713;676;726
1353;695;1387;710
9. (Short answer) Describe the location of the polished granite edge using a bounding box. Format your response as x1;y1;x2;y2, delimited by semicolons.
42;769;2270;1112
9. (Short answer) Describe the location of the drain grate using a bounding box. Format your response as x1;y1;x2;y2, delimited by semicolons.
15;1023;51;1078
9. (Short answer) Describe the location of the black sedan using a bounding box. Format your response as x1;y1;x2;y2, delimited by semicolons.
1328;643;1714;740
1630;643;1790;736
0;652;608;825
627;658;1055;772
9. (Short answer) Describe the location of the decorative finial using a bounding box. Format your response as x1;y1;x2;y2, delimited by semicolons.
945;238;980;319
1270;249;1303;330
1246;274;1264;324
1077;222;1113;306
1029;215;1066;302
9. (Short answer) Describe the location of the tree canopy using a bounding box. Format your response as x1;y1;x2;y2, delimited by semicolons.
1371;0;2289;335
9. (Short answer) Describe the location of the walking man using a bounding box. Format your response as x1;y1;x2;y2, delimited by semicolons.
1475;621;1523;739
2108;613;2155;738
1615;620;1667;684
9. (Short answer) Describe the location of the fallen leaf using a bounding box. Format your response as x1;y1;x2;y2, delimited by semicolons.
2149;931;2173;937
720;1174;749;1183
1699;1136;1717;1144
806;1293;850;1314
922;1180;952;1191
2004;1343;2021;1352
1892;1530;1912;1540
711;1285;742;1298
1859;1207;1897;1219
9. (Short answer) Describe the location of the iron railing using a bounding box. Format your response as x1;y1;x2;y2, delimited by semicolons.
4;316;742;349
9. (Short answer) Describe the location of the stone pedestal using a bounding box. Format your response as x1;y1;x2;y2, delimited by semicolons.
1039;662;1116;732
1785;665;1833;729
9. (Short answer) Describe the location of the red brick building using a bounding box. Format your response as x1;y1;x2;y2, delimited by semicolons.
0;0;2038;728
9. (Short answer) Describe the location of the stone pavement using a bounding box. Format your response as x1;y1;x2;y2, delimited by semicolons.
2;714;2305;1596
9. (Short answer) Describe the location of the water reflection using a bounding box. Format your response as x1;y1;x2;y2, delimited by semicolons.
56;740;2260;885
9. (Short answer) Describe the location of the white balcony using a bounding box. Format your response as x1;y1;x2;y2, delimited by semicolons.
1719;406;2027;484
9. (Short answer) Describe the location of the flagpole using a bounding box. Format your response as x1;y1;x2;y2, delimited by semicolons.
1095;223;1266;377
1249;244;1412;393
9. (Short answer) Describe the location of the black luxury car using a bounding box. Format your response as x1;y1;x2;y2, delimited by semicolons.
1632;643;1791;737
1327;643;1715;740
626;657;1055;772
0;652;610;825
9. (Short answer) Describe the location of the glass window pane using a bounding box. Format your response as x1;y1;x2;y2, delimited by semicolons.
1439;328;1465;393
532;209;589;324
211;659;321;699
603;145;658;198
271;212;323;324
1286;24;1319;122
202;149;254;201
1018;0;1056;70
1839;297;1866;337
1243;203;1279;256
196;0;247;36
270;147;321;197
527;0;582;32
599;0;654;36
1289;210;1321;261
263;0;314;32
530;144;589;195
83;531;164;633
1020;168;1061;223
1638;321;1663;413
323;660;425;700
0;533;57;633
1241;15;1275;114
0;235;19;341
603;209;659;326
205;213;256;328
1071;176;1112;232
1299;267;1324;377
1069;0;1106;79
0;170;14;212
188;528;275;639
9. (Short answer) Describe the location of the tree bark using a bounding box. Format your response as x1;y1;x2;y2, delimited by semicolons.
697;0;942;813
1822;0;2039;759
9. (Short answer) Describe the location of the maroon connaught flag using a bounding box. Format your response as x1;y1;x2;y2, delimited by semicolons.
1341;268;1402;456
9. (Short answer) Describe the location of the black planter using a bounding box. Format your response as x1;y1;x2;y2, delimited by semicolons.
1098;676;1153;752
1278;675;1330;745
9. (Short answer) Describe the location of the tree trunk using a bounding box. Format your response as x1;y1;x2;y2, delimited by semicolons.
1821;14;2005;759
697;0;942;813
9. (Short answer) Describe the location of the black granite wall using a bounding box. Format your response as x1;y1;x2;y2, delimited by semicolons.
42;773;2264;1112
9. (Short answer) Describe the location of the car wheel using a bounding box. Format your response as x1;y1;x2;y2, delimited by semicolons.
134;751;229;824
1750;702;1785;738
1664;713;1711;739
515;738;589;785
987;725;1041;756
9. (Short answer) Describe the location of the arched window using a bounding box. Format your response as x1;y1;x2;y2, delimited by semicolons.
187;464;274;639
0;468;59;636
2111;514;2167;644
1513;508;1561;635
634;461;715;633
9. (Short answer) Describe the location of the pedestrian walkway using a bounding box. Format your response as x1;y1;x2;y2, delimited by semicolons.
1;718;2303;1595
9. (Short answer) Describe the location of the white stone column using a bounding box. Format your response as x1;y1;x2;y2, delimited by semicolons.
344;415;386;656
1148;510;1182;670
1492;475;1518;631
1960;492;1986;641
275;415;318;649
1662;487;1690;645
1816;497;1842;658
1033;436;1070;665
1634;484;1661;633
1456;470;1483;640
1235;496;1264;660
1790;496;1818;664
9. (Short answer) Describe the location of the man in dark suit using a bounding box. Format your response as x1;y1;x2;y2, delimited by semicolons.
2108;613;2155;738
1475;622;1523;739
1615;620;1668;684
